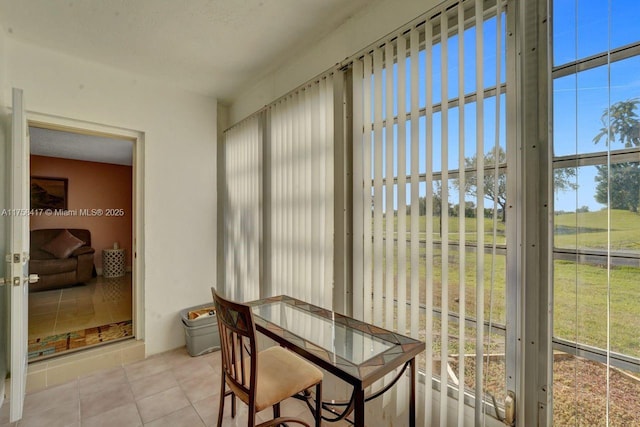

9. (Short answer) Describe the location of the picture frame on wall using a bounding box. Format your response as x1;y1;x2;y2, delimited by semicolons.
31;176;68;210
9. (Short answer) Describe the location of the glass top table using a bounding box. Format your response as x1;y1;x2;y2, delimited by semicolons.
252;300;395;365
247;295;425;426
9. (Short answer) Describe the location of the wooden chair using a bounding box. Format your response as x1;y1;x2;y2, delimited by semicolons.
212;289;323;427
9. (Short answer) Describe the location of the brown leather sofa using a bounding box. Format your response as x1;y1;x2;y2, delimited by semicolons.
29;229;95;292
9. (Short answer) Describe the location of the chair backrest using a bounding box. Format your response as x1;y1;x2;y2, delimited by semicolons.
212;289;258;404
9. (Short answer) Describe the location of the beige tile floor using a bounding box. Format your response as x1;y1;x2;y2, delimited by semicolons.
0;346;333;427
29;274;132;341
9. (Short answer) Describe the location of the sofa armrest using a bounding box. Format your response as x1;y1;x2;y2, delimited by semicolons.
76;252;95;283
72;246;95;257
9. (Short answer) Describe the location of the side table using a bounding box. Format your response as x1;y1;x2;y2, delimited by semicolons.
102;248;126;278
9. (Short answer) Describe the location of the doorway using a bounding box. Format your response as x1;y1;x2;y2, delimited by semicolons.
26;120;140;360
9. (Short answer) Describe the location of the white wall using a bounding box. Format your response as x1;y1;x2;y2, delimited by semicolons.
2;38;218;355
229;0;443;124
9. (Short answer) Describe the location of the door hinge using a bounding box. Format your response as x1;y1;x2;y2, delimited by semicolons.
13;276;21;286
13;253;21;263
0;277;5;286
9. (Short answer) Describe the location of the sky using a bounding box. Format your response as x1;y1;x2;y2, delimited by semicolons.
552;0;640;212
367;1;640;214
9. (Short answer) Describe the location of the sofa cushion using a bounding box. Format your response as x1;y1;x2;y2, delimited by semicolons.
30;248;57;261
41;229;85;259
29;257;78;275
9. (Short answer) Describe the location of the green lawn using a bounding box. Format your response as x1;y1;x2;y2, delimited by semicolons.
554;209;640;251
389;214;506;244
379;209;640;357
372;209;639;415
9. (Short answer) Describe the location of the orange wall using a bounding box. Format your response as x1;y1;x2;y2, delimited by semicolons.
30;155;133;271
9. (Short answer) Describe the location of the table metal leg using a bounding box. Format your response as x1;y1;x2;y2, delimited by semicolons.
410;357;416;427
354;388;365;427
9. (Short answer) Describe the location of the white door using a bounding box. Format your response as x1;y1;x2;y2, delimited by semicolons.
7;88;31;422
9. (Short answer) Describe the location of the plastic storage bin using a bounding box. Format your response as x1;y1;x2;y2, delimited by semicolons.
180;303;220;356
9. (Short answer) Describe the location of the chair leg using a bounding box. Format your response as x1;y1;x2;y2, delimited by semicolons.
217;378;226;427
232;393;236;418
273;402;281;420
315;382;322;427
248;405;256;427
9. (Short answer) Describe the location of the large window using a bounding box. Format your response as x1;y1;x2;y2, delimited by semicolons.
223;0;640;424
351;0;511;423
552;0;640;425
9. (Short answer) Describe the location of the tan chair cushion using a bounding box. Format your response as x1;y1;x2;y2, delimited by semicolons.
227;346;323;412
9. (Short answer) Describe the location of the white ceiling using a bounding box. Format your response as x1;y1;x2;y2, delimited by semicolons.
30;126;133;166
0;0;374;101
3;0;374;164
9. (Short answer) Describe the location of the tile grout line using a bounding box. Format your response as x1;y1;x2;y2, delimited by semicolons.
76;378;81;427
123;356;146;425
173;358;209;427
52;289;63;335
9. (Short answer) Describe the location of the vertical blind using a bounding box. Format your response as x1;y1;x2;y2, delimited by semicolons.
223;116;262;302
351;0;508;424
223;75;336;308
268;75;335;309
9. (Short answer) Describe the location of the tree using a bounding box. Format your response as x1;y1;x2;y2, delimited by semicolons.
456;146;577;221
594;163;640;212
593;99;640;148
407;193;441;216
593;99;640;213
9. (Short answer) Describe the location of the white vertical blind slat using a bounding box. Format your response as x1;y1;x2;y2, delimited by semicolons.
485;3;503;407
409;28;420;340
278;101;286;296
282;97;289;297
385;41;395;331
275;104;283;296
363;54;373;323
290;94;295;298
439;12;450;427
286;97;292;297
352;59;365;320
423;20;435;418
324;76;335;306
252;121;257;300
278;103;285;296
396;34;408;335
304;85;312;302
456;3;467;425
294;91;302;295
270;106;277;295
474;0;486;421
373;48;384;325
312;83;322;303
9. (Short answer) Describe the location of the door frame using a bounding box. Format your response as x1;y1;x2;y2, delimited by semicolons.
7;87;29;423
26;112;145;342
